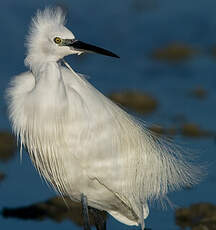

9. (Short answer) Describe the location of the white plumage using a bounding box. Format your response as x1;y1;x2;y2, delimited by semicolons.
7;7;201;229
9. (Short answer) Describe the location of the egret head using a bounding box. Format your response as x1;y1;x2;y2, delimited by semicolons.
25;7;119;71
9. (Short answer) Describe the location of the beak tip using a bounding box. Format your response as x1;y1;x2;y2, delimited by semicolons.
113;54;120;58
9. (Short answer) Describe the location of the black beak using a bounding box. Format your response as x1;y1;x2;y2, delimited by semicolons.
63;39;119;58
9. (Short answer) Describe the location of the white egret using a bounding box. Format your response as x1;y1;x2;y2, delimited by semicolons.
7;7;201;230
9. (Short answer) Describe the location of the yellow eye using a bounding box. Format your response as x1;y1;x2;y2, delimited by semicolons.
54;37;62;44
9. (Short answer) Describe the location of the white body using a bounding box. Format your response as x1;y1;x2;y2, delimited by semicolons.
7;8;200;229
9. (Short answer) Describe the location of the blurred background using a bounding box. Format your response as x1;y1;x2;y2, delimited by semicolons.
1;0;216;229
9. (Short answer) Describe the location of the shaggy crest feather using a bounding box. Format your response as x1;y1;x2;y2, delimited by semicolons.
25;7;67;72
7;7;202;230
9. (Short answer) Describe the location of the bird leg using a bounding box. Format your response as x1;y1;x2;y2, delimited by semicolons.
89;207;107;230
81;194;91;230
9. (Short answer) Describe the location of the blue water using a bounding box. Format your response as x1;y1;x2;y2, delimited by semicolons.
1;0;216;229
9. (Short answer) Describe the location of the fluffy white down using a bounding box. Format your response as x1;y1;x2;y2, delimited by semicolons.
7;65;201;227
6;7;202;230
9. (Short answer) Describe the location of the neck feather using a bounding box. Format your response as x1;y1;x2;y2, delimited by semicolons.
31;61;67;105
25;52;61;75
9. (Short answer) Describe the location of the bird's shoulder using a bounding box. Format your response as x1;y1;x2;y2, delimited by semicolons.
7;71;35;96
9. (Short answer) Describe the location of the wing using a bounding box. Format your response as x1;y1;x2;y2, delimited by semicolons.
61;66;201;222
